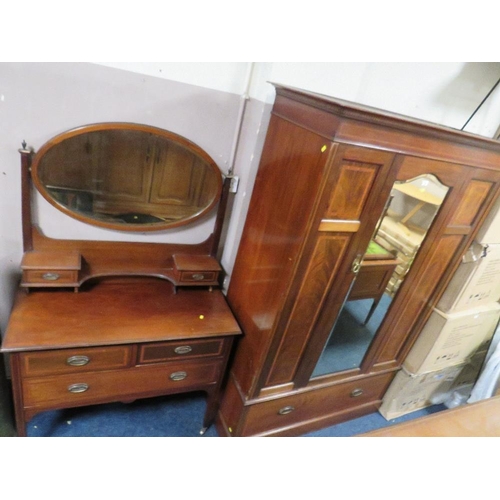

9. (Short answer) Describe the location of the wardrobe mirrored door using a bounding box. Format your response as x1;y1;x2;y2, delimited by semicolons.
311;174;449;378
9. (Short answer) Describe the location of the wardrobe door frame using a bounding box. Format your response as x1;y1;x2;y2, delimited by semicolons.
258;143;401;391
292;152;496;390
367;162;500;371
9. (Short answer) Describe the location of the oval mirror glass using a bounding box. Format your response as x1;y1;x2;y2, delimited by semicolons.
32;124;223;231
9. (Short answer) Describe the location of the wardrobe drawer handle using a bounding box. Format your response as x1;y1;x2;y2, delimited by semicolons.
351;388;364;397
169;371;187;381
174;346;193;355
42;272;60;281
191;274;205;281
66;355;90;366
278;405;295;415
68;383;89;393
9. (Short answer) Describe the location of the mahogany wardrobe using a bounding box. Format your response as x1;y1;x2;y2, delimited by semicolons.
216;84;500;437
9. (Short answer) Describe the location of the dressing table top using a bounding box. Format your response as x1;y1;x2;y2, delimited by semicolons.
3;279;241;352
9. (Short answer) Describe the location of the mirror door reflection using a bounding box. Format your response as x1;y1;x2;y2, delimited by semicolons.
312;174;449;378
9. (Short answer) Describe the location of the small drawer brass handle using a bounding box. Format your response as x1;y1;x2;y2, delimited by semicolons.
68;383;89;393
191;273;205;281
174;346;193;355
67;355;90;366
42;272;60;281
351;388;364;397
278;405;295;415
169;371;188;381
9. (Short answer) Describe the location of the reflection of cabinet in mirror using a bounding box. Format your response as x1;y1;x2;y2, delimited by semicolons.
350;247;401;324
217;84;500;437
35;125;222;229
1;123;241;437
91;136;218;221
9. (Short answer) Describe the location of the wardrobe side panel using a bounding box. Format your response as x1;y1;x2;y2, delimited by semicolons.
226;114;333;396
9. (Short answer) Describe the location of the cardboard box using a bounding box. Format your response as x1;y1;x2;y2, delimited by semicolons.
379;354;485;420
476;195;500;245
437;243;500;313
403;302;500;375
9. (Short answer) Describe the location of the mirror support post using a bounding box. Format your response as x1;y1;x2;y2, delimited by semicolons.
19;142;33;253
210;175;233;259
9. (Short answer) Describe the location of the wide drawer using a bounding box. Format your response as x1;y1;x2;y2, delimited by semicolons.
138;338;225;364
20;346;134;377
22;359;221;408
243;372;394;436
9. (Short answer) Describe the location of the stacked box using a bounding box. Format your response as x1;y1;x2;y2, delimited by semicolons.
379;352;486;420
380;198;500;419
437;243;500;313
403;302;500;375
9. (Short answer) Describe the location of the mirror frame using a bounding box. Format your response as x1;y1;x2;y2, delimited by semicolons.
30;122;224;232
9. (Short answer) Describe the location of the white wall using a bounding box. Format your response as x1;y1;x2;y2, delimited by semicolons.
258;62;500;136
93;62;500;138
2;61;500;335
95;62;252;95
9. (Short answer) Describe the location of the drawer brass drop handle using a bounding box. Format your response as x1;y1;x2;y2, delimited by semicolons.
191;274;205;281
67;355;90;366
351;388;364;397
174;346;193;355
42;272;60;281
169;371;188;381
278;405;295;415
68;383;89;393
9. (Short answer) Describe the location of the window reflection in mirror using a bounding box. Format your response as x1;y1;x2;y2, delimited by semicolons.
312;174;449;378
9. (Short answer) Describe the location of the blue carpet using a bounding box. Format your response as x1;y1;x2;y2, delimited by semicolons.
24;390;446;437
302;403;447;437
313;295;392;377
27;392;218;437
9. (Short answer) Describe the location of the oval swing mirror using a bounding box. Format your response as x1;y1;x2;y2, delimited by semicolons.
31;123;223;232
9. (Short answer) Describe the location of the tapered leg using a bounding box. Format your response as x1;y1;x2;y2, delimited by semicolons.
364;297;380;324
200;385;220;435
9;354;27;437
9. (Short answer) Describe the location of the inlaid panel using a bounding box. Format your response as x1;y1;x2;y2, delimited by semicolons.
370;234;464;366
450;180;493;227
325;162;377;220
265;234;351;386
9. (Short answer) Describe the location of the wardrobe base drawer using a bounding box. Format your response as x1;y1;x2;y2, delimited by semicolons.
242;372;395;436
22;359;221;409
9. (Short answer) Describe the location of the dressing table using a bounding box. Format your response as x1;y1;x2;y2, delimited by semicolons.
1;123;241;437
